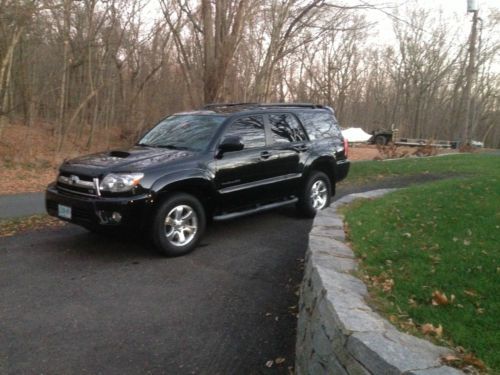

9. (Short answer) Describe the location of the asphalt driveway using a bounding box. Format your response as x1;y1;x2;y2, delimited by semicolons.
1;205;309;375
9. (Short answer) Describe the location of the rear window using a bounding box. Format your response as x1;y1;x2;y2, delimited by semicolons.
269;113;307;143
298;112;342;141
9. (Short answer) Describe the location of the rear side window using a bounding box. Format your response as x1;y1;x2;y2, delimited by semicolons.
224;115;266;149
269;113;307;143
298;112;342;141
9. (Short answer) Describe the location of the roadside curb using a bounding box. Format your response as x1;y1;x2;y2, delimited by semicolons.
295;189;464;375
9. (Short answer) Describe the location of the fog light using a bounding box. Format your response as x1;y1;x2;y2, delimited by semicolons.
111;212;122;223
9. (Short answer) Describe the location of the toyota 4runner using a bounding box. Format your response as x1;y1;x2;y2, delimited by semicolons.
46;103;350;256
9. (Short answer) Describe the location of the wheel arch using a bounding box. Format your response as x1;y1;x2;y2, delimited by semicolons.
303;156;337;193
152;174;217;218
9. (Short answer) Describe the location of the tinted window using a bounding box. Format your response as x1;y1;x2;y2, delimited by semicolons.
298;112;342;141
269;113;307;143
224;116;266;149
139;115;225;151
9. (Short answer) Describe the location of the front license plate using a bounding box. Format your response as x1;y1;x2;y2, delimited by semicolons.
58;204;72;220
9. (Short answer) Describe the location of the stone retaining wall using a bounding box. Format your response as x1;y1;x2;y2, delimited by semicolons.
295;189;463;375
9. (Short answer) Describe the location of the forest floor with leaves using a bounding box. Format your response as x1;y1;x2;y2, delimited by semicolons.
343;154;500;373
0;122;127;195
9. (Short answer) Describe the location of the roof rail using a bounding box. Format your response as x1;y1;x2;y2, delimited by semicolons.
203;102;326;110
203;102;259;109
257;103;324;109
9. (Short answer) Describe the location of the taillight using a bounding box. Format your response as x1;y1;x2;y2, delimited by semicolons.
343;138;349;158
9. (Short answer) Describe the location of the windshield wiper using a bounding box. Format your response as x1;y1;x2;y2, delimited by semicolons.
156;144;191;150
136;143;191;150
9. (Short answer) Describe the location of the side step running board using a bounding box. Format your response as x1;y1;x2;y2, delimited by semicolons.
213;198;298;221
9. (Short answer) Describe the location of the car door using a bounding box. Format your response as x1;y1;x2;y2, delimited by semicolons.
215;114;278;211
265;112;309;195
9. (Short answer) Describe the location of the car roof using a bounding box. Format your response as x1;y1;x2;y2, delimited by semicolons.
173;103;335;116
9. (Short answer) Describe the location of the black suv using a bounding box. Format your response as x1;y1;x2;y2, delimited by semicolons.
46;103;350;256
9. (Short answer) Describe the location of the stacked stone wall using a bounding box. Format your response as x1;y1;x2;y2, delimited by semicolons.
295;189;463;375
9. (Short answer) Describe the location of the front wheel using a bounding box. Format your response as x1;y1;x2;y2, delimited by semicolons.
152;193;206;256
297;171;332;218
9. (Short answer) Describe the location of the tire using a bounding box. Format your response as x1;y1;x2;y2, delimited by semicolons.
152;193;206;256
374;135;387;145
297;171;332;218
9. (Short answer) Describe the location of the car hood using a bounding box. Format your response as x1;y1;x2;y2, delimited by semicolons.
61;146;195;176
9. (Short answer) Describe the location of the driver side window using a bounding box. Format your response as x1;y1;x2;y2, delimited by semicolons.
224;116;266;149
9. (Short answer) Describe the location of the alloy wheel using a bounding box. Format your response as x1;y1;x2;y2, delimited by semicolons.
164;205;198;247
310;180;328;210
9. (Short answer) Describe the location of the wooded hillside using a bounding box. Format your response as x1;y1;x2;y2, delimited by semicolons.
0;0;499;152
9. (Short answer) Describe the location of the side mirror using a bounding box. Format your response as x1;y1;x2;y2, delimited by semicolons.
218;136;244;153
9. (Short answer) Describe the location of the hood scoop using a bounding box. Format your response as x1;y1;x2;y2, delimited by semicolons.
108;150;130;158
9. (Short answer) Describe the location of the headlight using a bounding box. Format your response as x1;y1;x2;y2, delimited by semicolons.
100;173;144;193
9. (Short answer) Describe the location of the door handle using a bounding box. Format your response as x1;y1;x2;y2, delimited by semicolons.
260;151;272;159
293;144;308;152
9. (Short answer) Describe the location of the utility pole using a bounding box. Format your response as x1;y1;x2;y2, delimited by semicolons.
462;3;479;145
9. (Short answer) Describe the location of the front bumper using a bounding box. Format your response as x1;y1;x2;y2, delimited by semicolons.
45;183;154;229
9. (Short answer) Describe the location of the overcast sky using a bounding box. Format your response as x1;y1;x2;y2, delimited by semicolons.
144;0;499;65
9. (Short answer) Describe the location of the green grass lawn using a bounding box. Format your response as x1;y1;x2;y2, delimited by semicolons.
344;154;500;373
345;153;499;184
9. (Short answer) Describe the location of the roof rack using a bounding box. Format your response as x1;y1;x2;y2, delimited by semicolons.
258;103;326;109
202;102;326;110
203;102;259;109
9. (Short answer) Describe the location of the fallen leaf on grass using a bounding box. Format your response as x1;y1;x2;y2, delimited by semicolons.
275;357;285;364
463;353;486;371
431;290;452;306
441;354;460;365
400;318;416;330
265;360;274;368
421;323;443;337
464;289;478;297
382;278;394;293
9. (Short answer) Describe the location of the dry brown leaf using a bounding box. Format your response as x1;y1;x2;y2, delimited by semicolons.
421;323;443;337
464;289;478;297
400;318;416;330
463;353;486;370
382;278;394;293
431;290;449;306
441;354;460;364
275;357;286;364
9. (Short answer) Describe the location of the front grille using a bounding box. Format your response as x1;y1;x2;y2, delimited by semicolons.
57;173;100;197
72;206;93;221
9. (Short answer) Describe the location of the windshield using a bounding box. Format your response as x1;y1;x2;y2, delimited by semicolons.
138;115;226;151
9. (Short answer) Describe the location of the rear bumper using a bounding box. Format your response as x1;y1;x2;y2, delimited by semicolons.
45;183;153;229
336;159;350;182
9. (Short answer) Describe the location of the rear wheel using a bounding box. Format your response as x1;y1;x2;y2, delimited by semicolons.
152;193;206;256
297;171;332;218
